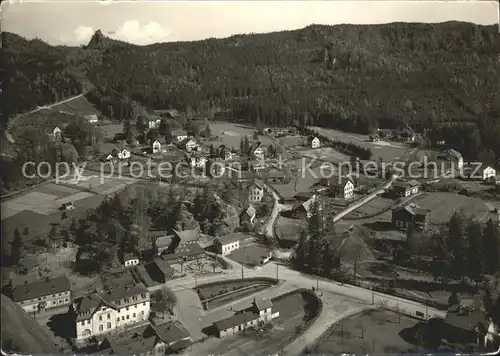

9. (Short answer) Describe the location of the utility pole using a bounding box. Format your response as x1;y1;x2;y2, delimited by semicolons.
371;286;374;305
276;264;279;281
316;277;319;291
241;264;244;279
341;323;344;352
425;303;429;320
194;275;197;288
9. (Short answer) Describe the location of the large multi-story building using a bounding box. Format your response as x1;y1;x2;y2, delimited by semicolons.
70;282;150;343
11;275;71;313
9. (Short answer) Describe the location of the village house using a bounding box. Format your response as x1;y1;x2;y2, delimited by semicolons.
147;117;161;129
98;321;191;356
309;136;320;149
248;181;265;203
61;202;75;211
11;275;71;313
438;148;464;170
391;179;420;198
117;149;130;160
122;253;139;268
69;282;150;343
145;259;175;283
239;205;257;225
161;243;205;264
188;153;207;169
290;195;318;219
179;138;199;152
176;135;188;142
152;140;162;154
214;298;279;338
253;145;267;160
330;176;355;200
391;203;429;231
84;114;99;124
479;165;496;181
172;228;201;247
152;232;174;256
489;208;500;227
213;233;245;255
53;126;62;140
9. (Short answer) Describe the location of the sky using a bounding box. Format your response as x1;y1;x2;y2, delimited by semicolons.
2;1;499;46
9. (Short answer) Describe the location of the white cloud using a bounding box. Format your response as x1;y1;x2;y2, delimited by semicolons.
112;20;171;45
74;26;94;43
59;20;171;46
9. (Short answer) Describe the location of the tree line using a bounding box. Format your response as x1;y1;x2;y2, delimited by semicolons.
3;23;499;161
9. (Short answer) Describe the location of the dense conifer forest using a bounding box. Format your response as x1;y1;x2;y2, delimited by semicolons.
2;23;499;159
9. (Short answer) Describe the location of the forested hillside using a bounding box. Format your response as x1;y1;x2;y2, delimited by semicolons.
2;23;499;158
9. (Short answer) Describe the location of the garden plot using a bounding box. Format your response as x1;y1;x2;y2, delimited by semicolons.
169;257;224;275
312;310;420;355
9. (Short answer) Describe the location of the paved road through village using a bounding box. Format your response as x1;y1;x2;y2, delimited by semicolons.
151;260;446;356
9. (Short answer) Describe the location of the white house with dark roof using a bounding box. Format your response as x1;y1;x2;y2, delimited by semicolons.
11;275;71;313
148;117;161;129
117;149;131;160
172;228;200;246
331;176;355;200
53;126;62;140
248;181;265;203
213;233;246;255
152;140;162;154
480;166;496;181
70;282;150;342
214;297;279;338
122;253;139;268
310;136;320;148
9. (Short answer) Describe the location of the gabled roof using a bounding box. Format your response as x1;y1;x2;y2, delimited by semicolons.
162;243;204;261
12;275;71;302
253;298;273;311
173;228;200;243
240;204;256;218
217;232;247;245
393;203;428;216
446;148;463;160
155;235;174;248
250;181;264;190
331;176;353;188
214;310;258;331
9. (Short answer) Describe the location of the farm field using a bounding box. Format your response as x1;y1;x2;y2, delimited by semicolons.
312;310;420;355
191;291;319;356
413;192;490;224
278;136;305;148
293;146;351;164
227;244;272;267
309;126;409;162
206;122;274;150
